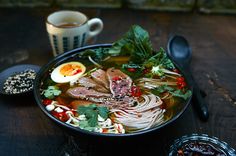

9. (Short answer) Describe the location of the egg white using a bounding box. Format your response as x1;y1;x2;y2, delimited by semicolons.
51;62;86;83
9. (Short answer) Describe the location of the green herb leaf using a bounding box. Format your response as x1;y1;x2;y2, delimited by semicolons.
79;120;89;128
151;85;175;95
109;25;153;64
97;106;109;119
43;86;61;99
151;85;191;100
82;48;110;62
121;64;143;79
170;90;192;100
87;111;98;127
78;104;97;114
79;120;96;131
143;48;175;70
77;104;109;127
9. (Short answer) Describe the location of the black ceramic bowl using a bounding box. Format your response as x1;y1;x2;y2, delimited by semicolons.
0;64;41;96
33;44;192;138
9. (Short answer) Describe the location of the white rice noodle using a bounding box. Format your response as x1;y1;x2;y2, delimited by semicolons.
136;78;177;90
110;94;165;131
88;56;102;68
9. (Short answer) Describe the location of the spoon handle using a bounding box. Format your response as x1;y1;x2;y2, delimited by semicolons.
183;67;209;121
192;79;209;121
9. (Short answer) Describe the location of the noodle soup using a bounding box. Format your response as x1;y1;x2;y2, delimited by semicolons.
37;25;192;134
39;50;191;134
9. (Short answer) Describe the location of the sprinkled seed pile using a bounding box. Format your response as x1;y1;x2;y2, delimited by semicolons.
3;69;37;94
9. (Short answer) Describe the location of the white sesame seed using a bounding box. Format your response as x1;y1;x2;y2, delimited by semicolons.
3;69;36;94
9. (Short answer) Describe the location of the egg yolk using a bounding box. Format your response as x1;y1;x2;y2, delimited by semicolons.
60;64;82;76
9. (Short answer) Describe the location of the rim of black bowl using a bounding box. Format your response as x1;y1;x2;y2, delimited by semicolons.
168;133;236;156
33;44;193;137
0;64;41;96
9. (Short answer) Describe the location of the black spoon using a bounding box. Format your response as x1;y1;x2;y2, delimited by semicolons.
167;35;209;121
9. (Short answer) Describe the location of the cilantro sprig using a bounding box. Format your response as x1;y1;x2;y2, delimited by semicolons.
151;85;192;100
43;86;61;99
78;104;109;127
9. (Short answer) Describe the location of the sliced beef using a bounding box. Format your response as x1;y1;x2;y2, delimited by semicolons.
67;87;111;99
77;77;109;93
91;69;109;89
106;68;132;97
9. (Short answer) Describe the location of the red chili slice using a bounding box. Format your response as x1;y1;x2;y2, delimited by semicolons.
74;69;82;75
42;99;52;105
176;77;187;89
130;86;142;97
173;69;180;73
112;76;121;81
142;68;150;74
127;68;136;72
177;77;185;82
51;111;69;122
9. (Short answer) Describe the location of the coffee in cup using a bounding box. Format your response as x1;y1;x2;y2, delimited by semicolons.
46;10;103;56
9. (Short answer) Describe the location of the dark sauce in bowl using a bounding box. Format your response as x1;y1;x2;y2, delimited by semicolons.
169;134;236;156
177;141;226;156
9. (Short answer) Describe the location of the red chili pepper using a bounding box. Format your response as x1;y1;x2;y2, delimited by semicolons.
42;99;52;105
127;68;136;72
173;69;180;73
142;68;150;74
176;77;185;82
130;86;142;97
112;76;121;81
51;111;69;122
176;77;187;89
74;69;82;75
102;128;108;133
179;81;187;89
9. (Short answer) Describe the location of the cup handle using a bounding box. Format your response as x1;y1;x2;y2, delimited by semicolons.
87;18;103;38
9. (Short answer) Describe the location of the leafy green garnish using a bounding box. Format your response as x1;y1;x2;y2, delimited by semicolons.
43;86;61;99
151;65;165;77
78;104;109;127
109;25;153;64
108;25;174;79
97;106;109;119
151;85;175;95
78;120;96;131
170;90;192;100
82;48;110;62
143;47;175;69
121;64;143;79
151;85;192;100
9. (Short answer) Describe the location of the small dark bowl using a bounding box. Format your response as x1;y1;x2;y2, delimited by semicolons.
0;64;41;96
169;133;236;156
33;44;192;138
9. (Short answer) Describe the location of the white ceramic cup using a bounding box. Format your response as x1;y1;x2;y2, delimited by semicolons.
46;10;103;56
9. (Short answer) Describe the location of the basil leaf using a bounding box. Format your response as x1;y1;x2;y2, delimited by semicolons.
109;25;153;64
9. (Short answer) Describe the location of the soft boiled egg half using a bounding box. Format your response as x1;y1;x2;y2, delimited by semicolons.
51;62;86;83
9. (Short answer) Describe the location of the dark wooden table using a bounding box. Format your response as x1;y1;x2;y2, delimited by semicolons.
0;8;236;156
